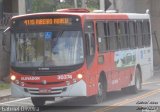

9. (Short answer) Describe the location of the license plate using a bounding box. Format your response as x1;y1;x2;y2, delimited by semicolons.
39;88;51;93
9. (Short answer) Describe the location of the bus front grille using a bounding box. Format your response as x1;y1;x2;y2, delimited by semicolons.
24;87;67;95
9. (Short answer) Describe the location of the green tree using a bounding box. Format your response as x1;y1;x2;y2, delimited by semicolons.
31;0;100;13
56;3;72;9
32;0;55;12
87;0;99;10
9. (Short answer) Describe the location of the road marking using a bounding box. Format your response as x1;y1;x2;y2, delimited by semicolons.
0;97;30;105
142;80;160;85
8;100;33;105
0;80;159;107
0;103;12;106
95;88;160;112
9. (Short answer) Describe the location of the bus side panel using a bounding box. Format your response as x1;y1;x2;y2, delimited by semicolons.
136;47;153;82
96;52;113;92
114;50;136;89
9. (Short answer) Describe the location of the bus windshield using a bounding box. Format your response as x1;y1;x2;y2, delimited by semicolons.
11;31;84;67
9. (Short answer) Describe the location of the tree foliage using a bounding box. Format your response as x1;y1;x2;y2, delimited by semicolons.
31;0;99;13
32;0;54;12
87;0;99;10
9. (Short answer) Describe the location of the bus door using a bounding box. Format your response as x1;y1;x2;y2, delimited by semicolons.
96;21;113;91
84;21;97;96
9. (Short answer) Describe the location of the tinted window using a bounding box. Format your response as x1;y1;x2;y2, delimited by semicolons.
118;21;127;49
85;21;95;67
136;21;143;48
142;20;150;46
96;22;108;52
108;21;117;50
124;21;130;48
129;21;136;48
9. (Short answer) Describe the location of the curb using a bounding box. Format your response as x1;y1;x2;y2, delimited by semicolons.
0;89;11;101
0;95;11;101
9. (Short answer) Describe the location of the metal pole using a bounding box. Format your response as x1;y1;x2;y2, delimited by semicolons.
74;0;78;8
113;0;117;11
18;0;26;14
82;0;87;8
100;0;105;10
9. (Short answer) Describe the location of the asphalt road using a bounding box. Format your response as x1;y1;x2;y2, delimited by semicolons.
1;74;160;112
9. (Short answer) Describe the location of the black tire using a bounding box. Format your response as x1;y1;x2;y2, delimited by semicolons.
122;68;142;94
134;68;142;93
92;78;106;104
31;97;46;106
121;87;130;94
130;68;142;94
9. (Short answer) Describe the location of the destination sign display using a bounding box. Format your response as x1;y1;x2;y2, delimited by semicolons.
23;18;72;26
11;16;81;31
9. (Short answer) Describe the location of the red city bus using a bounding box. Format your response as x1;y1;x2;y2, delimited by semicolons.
6;8;153;106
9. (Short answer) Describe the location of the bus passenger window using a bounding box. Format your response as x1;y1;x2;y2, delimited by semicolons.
109;21;117;50
116;21;125;49
136;21;143;48
119;21;127;49
85;34;95;56
129;21;136;48
124;22;130;48
96;22;108;52
134;21;138;47
143;21;150;46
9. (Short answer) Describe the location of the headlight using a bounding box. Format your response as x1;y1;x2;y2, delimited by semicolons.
11;75;16;81
77;74;83;79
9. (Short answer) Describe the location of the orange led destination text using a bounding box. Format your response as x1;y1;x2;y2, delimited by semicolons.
24;18;71;25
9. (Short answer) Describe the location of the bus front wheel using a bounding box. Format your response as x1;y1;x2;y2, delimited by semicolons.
92;78;106;104
31;97;46;106
131;68;142;93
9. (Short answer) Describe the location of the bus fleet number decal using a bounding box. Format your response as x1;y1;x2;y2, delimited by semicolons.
57;75;72;80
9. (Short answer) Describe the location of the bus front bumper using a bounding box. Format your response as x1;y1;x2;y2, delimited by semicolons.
11;80;87;98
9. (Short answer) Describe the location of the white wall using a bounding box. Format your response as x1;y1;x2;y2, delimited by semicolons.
109;0;160;67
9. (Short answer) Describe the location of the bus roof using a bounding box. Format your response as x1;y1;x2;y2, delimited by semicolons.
11;11;150;21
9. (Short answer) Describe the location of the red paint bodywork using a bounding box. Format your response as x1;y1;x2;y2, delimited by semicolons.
10;11;136;97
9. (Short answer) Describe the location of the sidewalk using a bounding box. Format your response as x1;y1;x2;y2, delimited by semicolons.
0;88;11;100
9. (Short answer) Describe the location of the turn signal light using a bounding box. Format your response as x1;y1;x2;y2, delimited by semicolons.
15;80;20;85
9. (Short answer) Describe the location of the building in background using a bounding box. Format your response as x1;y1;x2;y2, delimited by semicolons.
108;0;160;68
0;0;26;80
